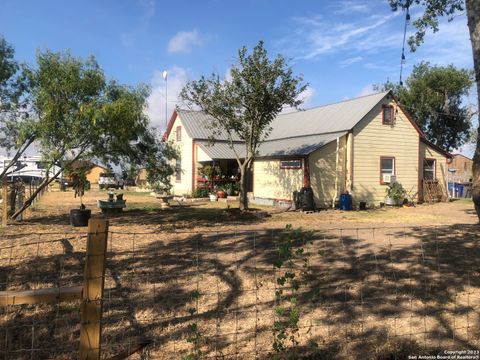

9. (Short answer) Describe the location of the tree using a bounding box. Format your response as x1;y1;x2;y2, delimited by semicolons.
180;41;307;211
12;50;176;218
0;35;34;180
375;62;474;151
388;0;480;219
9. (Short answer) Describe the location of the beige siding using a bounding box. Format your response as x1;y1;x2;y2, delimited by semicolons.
167;115;193;196
86;166;106;184
352;101;420;206
253;159;303;200
419;142;448;199
309;136;347;208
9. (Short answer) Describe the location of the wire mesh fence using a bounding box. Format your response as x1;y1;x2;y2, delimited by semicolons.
1;224;479;359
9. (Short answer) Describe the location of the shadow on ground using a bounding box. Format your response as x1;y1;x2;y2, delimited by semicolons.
1;223;480;359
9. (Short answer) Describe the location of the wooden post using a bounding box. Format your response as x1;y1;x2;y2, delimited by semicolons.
79;219;109;360
2;178;7;227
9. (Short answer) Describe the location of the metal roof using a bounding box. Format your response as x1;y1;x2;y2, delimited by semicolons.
196;131;346;159
177;110;241;141
269;91;389;139
257;131;347;157
178;91;389;141
178;91;390;158
197;141;244;160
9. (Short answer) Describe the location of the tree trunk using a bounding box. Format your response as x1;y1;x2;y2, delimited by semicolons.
0;135;35;179
466;0;480;220
239;164;248;211
10;166;62;219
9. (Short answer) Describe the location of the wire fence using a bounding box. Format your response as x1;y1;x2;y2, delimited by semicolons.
1;224;479;359
1;179;46;224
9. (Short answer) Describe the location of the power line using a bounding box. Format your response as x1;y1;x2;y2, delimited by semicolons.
399;2;411;86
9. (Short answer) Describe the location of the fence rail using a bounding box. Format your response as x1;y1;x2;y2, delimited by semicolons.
1;223;479;359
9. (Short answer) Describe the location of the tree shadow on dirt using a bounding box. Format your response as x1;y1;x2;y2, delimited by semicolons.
1;223;480;359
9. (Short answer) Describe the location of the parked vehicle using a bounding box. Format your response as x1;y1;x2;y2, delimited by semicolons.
98;173;124;189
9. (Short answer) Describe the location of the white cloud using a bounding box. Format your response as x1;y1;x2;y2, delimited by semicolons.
146;66;189;131
167;29;203;54
333;1;371;14
285;12;400;61
282;86;316;113
340;56;363;67
356;84;376;97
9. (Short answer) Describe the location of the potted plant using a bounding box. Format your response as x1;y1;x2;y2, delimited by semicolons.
217;187;227;198
385;181;406;206
209;192;218;202
225;183;234;196
70;167;91;226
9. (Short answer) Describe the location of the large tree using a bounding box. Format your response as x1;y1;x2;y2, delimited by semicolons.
12;50;176;218
388;0;480;219
180;41;306;211
0;35;34;179
375;62;474;151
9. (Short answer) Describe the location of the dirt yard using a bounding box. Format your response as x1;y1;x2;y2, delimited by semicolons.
1;188;479;359
2;186;478;235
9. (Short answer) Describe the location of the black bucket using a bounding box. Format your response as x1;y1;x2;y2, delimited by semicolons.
70;209;91;227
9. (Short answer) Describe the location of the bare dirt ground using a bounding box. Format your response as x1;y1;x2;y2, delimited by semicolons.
2;186;478;235
1;187;479;359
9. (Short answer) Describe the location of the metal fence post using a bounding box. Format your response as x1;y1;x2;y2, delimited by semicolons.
79;219;109;360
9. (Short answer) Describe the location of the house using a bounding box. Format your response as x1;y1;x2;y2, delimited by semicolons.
69;160;108;184
450;154;473;183
163;91;451;207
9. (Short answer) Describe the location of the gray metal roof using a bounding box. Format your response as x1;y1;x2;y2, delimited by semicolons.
177;91;389;158
197;141;244;160
269;91;389;139
196;131;346;159
257;131;347;157
177;110;241;141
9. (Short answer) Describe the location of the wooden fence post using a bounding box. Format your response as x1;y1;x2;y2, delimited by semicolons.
2;178;7;228
79;219;109;360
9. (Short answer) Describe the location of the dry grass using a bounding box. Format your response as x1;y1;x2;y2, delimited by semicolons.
1;188;479;359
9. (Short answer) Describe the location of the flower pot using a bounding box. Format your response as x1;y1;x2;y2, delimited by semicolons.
70;208;91;227
209;194;218;202
384;197;403;206
226;188;233;196
217;191;226;199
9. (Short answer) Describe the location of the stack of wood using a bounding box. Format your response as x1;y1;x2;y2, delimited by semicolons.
423;180;447;203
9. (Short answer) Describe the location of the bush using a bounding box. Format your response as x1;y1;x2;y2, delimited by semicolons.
192;187;209;198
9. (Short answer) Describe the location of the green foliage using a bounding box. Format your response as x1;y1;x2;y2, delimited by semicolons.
26;50;176;191
388;0;464;52
0;35;33;155
184;290;203;360
180;41;307;210
385;181;406;201
192;187;209;198
273;224;313;358
375;62;474;151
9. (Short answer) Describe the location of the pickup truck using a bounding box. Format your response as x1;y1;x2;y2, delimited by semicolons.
98;173;124;189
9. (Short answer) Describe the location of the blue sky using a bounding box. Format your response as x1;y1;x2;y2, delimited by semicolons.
0;0;476;154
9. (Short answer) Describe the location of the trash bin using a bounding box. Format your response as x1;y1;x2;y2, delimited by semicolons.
340;193;352;210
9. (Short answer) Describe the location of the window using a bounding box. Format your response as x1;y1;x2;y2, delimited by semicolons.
175;158;181;181
380;157;395;184
280;159;302;169
382;105;394;125
423;159;436;180
176;126;182;141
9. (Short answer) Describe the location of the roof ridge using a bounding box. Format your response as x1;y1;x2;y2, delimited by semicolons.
277;90;390;117
264;130;348;143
